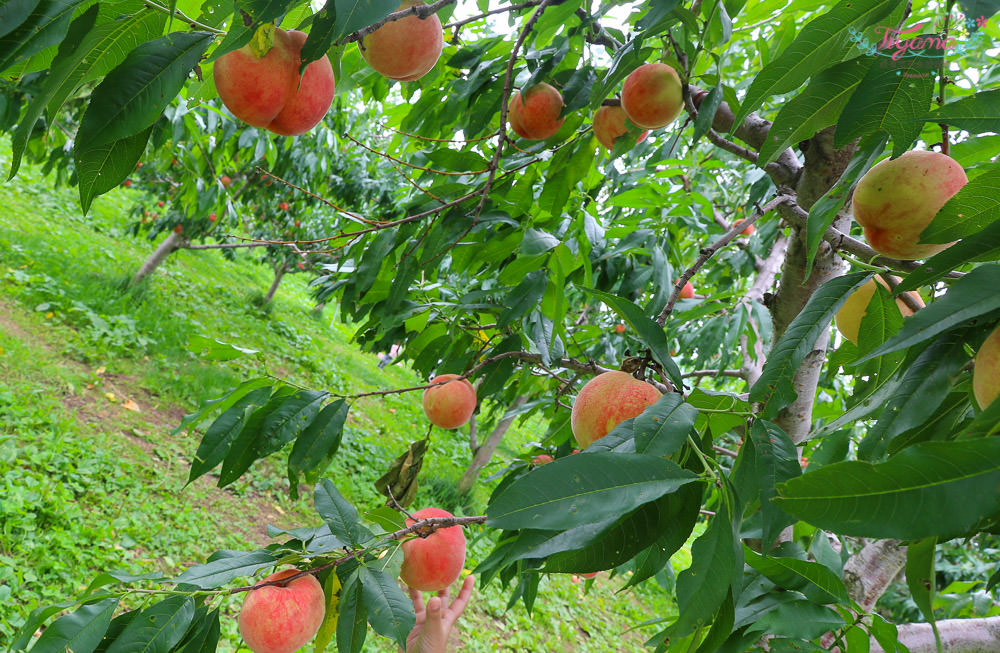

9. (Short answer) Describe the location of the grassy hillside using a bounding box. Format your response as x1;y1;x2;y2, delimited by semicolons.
0;144;675;651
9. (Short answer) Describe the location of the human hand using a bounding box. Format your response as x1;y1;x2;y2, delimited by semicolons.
401;575;475;653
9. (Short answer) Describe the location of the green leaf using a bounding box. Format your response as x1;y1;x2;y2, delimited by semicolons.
955;388;1000;439
486;452;699;531
750;272;872;417
858;329;972;460
336;570;367;653
731;0;905;129
173;608;220;653
187;335;260;361
579;286;683;389
743;548;850;604
424;149;490;172
834;42;939;156
925;88;1000;134
315;479;369;546
240;0;298;22
76;31;213;151
288;399;349;480
173;377;273;436
255;389;330;458
747;601;845;640
28;598;119;653
217;386;298;487
0;0;41;40
751;420;802;549
905;537;940;649
560;66;596;116
104;595;195;653
172;550;279;589
334;0;398;42
359;566;414;649
497;270;547;328
857;265;1000;362
75;125;154;214
187;385;272;485
775;438;1000;539
918;162;1000;244
762;57;872;164
805;133;888;273
668;501;740;638
589;392;699;457
8;2;166;179
0;0;84;74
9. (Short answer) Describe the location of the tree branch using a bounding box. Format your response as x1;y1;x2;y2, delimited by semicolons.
876;617;1000;653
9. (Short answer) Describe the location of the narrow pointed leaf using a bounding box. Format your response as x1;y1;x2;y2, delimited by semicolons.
173;550;279;589
897;217;1000;291
104;595;195;653
750;272;872;417
775;438;1000;539
924;88;1000;134
76;125;154;214
28;598;119;653
360;566;414;649
905;538;941;649
0;0;84;73
856;265;1000;362
497;270;546;327
487;452;698;531
315;479;370;546
188;386;272;484
0;0;41;40
751;420;801;549
743;548;850;603
336;571;367;653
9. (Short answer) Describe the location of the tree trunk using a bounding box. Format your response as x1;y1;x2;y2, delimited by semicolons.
456;396;528;495
876;617;1000;653
131;231;187;286
264;264;288;304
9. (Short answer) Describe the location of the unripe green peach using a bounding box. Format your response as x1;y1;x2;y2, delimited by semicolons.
834;275;924;345
621;63;683;129
508;83;565;140
422;374;476;428
238;569;325;653
570;371;661;448
852;151;968;260
399;507;467;591
360;1;443;82
974;324;1000;410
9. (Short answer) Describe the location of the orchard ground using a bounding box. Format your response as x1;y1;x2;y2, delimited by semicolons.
0;141;681;651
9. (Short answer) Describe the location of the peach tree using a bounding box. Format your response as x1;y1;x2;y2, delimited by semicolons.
4;0;1000;651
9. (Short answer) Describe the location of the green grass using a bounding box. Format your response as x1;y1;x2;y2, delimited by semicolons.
0;142;674;651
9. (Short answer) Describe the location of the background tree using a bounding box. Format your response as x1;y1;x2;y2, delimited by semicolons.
3;0;1000;651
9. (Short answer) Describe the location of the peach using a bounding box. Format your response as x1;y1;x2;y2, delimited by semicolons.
614;323;626;334
531;454;554;465
508;83;565;140
621;63;683;129
570;371;661;448
400;507;467;591
974;324;1000;410
422;374;476;429
852;151;968;260
360;1;443;82
238;569;326;653
214;28;334;136
679;281;694;299
593;105;648;151
221;175;231;187
834;275;924;345
733;219;754;236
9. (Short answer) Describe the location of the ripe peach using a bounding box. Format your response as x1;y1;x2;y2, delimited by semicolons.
214;28;334;136
974;324;1000;410
173;224;183;234
621;63;683;129
360;1;443;82
531;454;554;465
508;83;565;140
220;175;231;187
156;201;164;207
852;151;967;260
279;202;289;211
593;105;648;151
614;323;626;334
679;281;694;299
570;370;661;448
834;275;924;345
208;213;217;222
238;569;326;653
422;374;476;429
733;219;754;236
400;507;467;592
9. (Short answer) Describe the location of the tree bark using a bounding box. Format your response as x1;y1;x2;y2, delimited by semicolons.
264;264;288;304
843;538;908;611
456;396;527;495
131;231;188;286
875;617;1000;653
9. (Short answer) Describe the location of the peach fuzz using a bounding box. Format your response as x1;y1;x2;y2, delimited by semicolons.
214;28;334;136
621;63;683;129
834;275;924;345
852;151;967;260
593;105;648;150
238;569;326;653
360;1;443;82
974;324;1000;410
570;371;661;448
399;507;467;591
422;374;476;428
508;83;565;140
